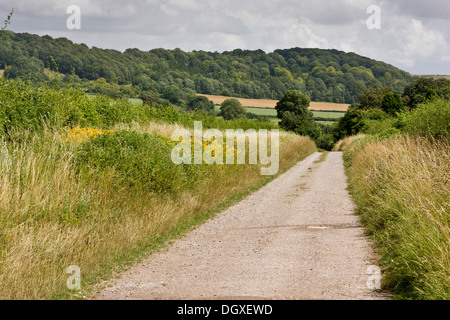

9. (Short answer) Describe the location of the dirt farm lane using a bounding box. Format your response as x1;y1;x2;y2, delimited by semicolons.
93;152;388;300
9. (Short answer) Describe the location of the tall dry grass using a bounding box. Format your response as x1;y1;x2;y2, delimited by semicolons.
0;123;316;299
332;134;366;151
344;135;449;299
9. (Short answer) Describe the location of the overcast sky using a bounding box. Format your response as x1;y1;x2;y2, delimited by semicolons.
1;0;449;75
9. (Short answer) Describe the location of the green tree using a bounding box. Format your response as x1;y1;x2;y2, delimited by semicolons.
4;56;47;81
279;111;319;138
402;78;450;109
357;86;395;110
160;85;186;106
0;32;416;103
333;109;366;139
187;95;215;113
218;98;246;120
381;92;405;116
276;91;325;144
275;90;312;120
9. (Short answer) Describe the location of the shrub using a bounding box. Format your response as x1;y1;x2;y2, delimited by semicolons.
315;133;335;151
219;98;246;120
74;130;198;194
333;109;366;139
275;90;311;119
401;98;450;138
187;95;215;113
381;92;405;116
333;108;389;140
402;78;450;109
357;86;395;110
361;118;397;136
0;79;154;134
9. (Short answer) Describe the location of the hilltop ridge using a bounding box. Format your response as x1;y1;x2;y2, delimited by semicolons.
0;31;414;104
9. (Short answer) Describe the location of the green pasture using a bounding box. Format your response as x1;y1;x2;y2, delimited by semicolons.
214;105;344;122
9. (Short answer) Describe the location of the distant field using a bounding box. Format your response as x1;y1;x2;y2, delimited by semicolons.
415;74;450;80
316;121;337;126
111;95;345;123
63;93;344;123
214;105;344;123
199;94;350;111
242;107;345;119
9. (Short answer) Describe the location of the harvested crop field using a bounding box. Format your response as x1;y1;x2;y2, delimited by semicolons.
199;94;350;111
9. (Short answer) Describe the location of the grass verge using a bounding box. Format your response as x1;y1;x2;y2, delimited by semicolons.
343;134;449;299
0;123;316;299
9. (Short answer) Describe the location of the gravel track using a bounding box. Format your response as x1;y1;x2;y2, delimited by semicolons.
93;152;388;300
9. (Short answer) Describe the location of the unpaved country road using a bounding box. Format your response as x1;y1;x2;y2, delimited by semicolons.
93;152;389;300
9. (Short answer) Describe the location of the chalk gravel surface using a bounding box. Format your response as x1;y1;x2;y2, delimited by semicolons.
94;152;388;300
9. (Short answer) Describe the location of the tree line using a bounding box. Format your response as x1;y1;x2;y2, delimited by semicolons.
274;77;450;150
334;77;450;139
0;31;414;105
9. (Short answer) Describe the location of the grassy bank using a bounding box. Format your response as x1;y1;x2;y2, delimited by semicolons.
343;135;449;299
0;79;317;299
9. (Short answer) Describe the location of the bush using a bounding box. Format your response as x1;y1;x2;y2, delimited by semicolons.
0;79;154;135
333;109;366;139
187;95;215;113
402;78;450;109
315;133;335;150
74;130;199;194
275;90;311;119
333;108;389;140
401;98;450;138
219;98;246;120
0;79;94;133
381;92;405;116
87;95;151;127
361;118;397;136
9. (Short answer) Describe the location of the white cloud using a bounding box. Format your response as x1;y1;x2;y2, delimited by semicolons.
1;0;449;74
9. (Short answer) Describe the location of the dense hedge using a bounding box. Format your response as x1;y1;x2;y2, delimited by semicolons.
0;79;277;136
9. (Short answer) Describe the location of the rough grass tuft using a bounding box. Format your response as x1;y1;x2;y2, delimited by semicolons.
344;135;449;299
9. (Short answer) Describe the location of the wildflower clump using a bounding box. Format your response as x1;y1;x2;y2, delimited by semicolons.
157;134;240;162
63;126;115;144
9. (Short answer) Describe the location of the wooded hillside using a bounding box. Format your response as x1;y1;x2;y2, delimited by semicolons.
0;31;414;104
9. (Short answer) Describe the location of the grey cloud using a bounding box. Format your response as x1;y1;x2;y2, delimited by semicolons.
282;0;372;26
392;0;450;19
0;0;449;74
